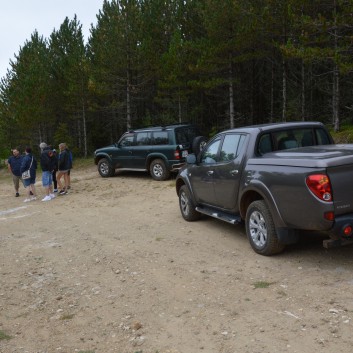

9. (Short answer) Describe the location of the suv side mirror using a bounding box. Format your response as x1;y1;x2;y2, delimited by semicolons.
186;154;197;164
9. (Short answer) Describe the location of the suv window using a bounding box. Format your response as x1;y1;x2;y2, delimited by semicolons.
119;134;134;147
152;131;169;145
136;132;151;145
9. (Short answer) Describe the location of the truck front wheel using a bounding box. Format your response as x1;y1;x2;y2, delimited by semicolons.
179;185;200;221
245;200;285;256
98;158;114;177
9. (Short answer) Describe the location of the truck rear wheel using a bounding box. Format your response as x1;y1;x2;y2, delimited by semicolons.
245;200;285;256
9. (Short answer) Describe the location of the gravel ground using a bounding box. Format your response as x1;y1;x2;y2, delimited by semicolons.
1;164;353;353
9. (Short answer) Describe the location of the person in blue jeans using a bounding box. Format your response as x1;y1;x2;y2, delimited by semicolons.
20;146;37;202
39;142;55;202
7;147;23;197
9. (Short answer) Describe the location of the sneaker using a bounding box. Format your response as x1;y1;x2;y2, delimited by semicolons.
42;195;51;202
30;196;37;201
53;189;58;193
59;190;67;195
50;193;55;199
23;198;31;203
15;192;20;197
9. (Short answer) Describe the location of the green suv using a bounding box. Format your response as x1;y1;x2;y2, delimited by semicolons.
94;123;206;181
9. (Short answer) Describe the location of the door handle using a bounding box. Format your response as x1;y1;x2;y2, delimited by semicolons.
207;170;214;176
230;169;238;176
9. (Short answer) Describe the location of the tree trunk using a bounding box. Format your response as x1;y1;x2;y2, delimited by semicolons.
333;64;340;131
126;68;131;130
270;61;274;123
301;60;305;121
229;61;235;129
282;57;287;122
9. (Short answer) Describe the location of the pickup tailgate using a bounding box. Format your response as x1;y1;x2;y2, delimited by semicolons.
251;144;353;216
327;163;353;215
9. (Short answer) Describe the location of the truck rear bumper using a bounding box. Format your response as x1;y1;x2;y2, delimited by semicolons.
331;213;353;238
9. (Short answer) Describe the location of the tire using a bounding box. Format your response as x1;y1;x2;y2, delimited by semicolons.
179;185;200;221
245;200;285;256
98;158;114;177
192;136;207;155
150;159;170;181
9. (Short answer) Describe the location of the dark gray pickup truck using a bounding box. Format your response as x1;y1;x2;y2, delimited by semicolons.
176;122;353;255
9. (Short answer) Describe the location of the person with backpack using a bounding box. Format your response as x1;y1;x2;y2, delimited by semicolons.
20;146;38;202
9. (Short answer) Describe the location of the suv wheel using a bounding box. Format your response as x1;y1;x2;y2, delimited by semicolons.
245;200;285;256
179;185;200;221
192;136;207;155
98;158;114;177
150;159;170;181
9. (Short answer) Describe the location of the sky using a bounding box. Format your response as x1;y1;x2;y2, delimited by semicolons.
0;0;104;79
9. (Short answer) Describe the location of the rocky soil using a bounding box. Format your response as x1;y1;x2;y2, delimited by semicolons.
1;164;353;353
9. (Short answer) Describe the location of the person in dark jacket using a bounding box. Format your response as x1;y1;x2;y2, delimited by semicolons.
20;146;37;202
51;148;58;192
39;142;55;202
7;147;23;197
57;142;70;195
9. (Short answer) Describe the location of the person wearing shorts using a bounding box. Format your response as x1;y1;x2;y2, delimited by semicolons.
20;146;37;202
57;143;70;195
7;147;23;197
39;142;55;202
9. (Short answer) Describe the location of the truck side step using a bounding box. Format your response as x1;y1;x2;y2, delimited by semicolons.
196;206;242;225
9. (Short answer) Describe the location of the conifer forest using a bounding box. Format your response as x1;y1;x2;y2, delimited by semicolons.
0;0;352;157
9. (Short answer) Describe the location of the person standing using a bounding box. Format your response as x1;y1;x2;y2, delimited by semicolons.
51;148;58;192
66;145;73;189
20;146;37;202
7;147;24;197
39;142;55;202
57;142;70;195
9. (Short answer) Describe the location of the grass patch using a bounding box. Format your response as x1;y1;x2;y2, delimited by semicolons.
253;281;272;289
330;124;353;143
0;330;11;340
60;313;75;320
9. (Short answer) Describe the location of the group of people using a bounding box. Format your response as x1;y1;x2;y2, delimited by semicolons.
7;142;72;202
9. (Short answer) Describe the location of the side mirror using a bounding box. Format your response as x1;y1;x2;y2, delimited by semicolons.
186;154;197;164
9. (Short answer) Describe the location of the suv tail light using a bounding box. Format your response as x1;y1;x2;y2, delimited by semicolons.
174;149;181;160
306;174;332;202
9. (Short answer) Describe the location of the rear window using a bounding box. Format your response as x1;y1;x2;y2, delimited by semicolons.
175;126;200;144
257;127;332;155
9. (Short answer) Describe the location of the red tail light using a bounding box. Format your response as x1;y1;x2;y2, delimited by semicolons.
174;149;181;159
306;174;332;202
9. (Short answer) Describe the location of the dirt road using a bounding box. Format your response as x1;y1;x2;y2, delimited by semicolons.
1;164;353;353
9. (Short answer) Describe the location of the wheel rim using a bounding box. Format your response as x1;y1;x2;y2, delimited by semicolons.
100;163;108;175
152;164;163;177
180;191;190;216
249;210;267;248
